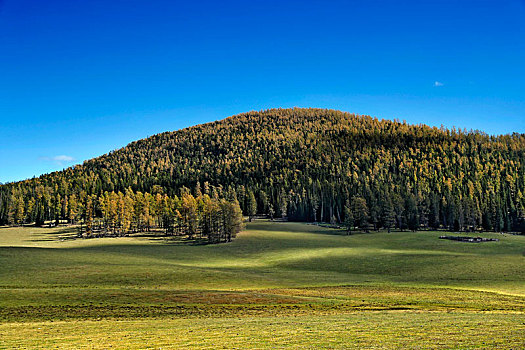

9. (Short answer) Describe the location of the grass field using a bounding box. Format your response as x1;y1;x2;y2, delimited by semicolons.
1;221;524;348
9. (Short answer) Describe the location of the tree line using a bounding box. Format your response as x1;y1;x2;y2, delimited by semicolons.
2;186;243;243
1;108;523;233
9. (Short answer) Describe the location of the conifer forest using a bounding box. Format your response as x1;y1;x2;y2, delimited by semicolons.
1;108;524;235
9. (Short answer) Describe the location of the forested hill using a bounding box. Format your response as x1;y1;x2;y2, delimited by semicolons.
1;108;524;232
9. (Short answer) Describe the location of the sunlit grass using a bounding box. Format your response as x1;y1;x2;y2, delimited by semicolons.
0;220;523;347
1;312;524;349
1;221;523;294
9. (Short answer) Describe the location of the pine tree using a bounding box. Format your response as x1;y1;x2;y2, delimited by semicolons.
382;198;396;233
344;202;354;234
247;190;257;222
350;196;369;232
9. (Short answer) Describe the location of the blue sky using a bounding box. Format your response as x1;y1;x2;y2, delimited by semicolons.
1;0;524;183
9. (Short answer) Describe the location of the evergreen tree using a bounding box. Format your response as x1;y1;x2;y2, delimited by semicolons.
246;190;257;222
350;197;369;232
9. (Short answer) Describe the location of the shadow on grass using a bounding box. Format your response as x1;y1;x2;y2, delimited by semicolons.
132;235;215;246
248;221;376;237
28;226;79;242
27;226;219;246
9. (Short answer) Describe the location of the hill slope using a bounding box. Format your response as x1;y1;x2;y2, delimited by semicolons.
1;108;524;231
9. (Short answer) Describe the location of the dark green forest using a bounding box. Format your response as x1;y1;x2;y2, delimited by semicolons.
1;108;524;233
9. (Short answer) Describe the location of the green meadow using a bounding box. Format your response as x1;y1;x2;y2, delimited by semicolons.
1;221;524;348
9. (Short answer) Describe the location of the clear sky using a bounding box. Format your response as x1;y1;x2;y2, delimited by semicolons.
1;0;524;183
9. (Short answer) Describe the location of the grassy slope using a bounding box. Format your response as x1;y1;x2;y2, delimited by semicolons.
0;221;524;348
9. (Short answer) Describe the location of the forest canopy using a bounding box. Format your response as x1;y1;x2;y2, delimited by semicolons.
1;108;524;233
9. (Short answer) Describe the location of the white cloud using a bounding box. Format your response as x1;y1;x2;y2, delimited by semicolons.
39;155;75;166
52;155;74;162
434;81;444;87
